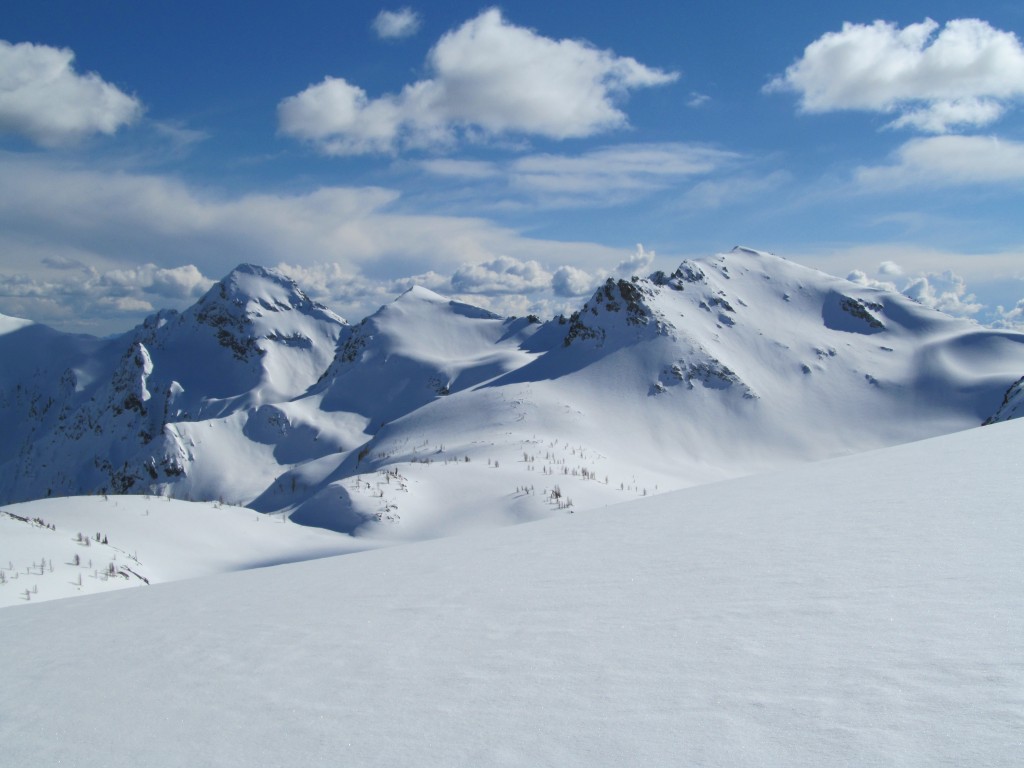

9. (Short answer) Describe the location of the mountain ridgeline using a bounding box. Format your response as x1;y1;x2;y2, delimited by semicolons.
3;249;1023;536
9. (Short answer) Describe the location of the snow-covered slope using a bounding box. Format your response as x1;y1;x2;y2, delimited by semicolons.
3;250;1023;539
0;495;371;608
316;285;545;426
3;419;1021;766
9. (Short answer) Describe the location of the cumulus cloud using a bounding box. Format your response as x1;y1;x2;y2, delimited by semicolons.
994;299;1024;328
451;255;551;294
0;40;142;146
856;135;1024;187
845;269;898;292
847;261;982;317
551;265;594;297
901;270;982;316
766;18;1024;133
373;8;421;39
615;244;655;276
279;8;678;154
0;260;214;333
449;254;608;299
102;263;214;300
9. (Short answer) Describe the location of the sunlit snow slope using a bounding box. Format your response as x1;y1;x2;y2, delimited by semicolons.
3;419;1021;767
0;495;371;607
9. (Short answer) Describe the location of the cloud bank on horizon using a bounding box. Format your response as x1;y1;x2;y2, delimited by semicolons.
0;5;1023;334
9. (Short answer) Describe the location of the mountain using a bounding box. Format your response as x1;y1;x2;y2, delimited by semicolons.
0;265;346;504
2;249;1023;537
984;374;1024;424
4;416;1022;765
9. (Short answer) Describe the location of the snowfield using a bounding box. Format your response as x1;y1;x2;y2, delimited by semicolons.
2;419;1022;767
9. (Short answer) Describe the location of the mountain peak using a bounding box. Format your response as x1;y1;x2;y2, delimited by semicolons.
395;285;447;303
213;264;324;315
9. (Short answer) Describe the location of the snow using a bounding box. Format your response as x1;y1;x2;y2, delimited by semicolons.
2;419;1022;766
0;495;372;607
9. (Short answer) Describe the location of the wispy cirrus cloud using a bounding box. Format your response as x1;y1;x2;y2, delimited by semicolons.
278;9;678;155
419;142;740;208
0;40;142;147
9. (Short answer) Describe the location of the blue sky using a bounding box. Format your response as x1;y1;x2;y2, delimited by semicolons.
2;1;1024;334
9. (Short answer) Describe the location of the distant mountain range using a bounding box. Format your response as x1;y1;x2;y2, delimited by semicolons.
3;248;1023;538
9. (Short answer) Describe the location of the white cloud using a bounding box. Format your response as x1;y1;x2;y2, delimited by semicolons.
0;260;213;333
856;135;1024;187
511;144;735;197
766;18;1024;133
901;270;982;316
419;158;500;179
373;8;422;40
279;9;678;154
102;263;214;300
418;143;738;208
0;154;629;333
847;261;981;316
551;265;594;297
0;40;142;146
615;244;655;276
845;269;898;292
994;299;1024;328
687;92;710;108
886;97;1004;133
451;255;552;294
277;77;401;155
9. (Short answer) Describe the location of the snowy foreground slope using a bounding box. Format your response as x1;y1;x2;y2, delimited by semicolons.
3;420;1022;767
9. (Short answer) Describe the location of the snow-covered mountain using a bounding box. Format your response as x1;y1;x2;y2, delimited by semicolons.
2;249;1023;537
0;265;346;504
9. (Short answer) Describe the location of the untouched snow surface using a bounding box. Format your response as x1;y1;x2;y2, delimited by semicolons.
3;419;1022;766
